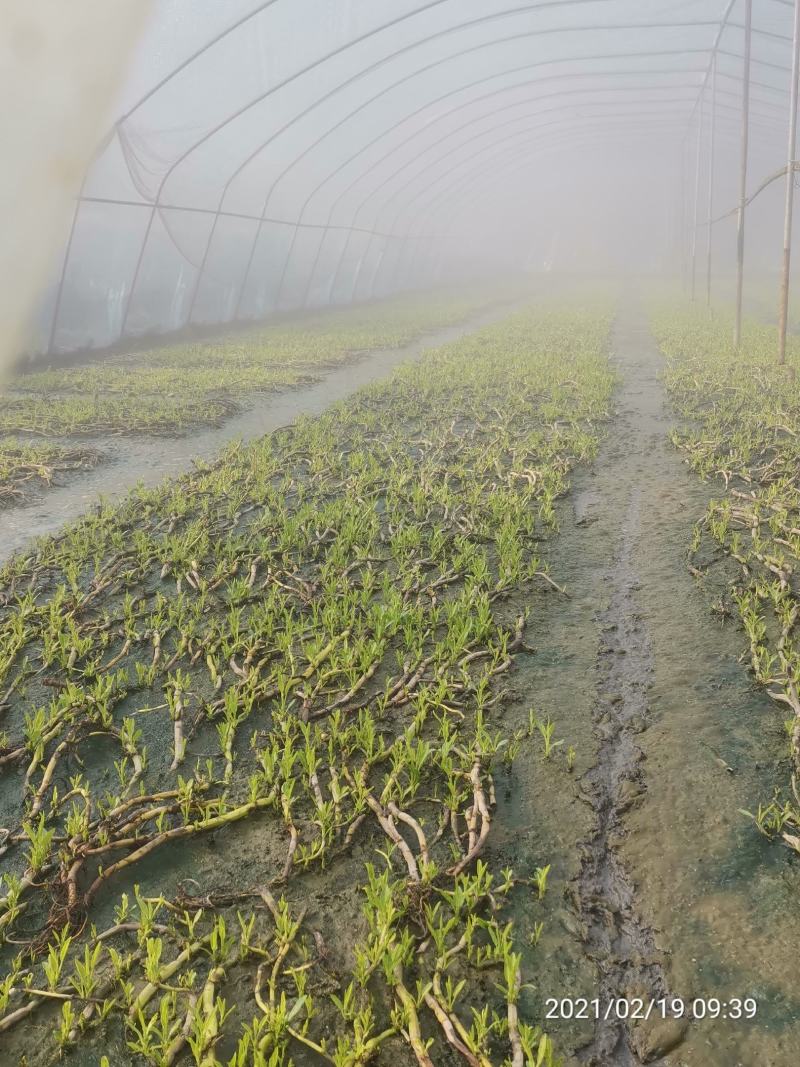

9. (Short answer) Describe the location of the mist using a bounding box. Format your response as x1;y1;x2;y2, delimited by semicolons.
12;0;796;356
3;5;800;1067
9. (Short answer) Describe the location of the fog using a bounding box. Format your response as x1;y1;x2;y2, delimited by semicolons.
6;9;800;1066
13;0;800;355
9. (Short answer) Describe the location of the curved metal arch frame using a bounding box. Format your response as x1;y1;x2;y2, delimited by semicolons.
269;67;707;309
363;70;786;227
172;0;780;311
252;16;736;307
285;58;717;310
241;49;715;315
271;53;728;304
373;112;706;294
318;97;714;306
184;0;599;320
324;76;787;302
400;126;700;291
229;52;719;318
389;114;736;294
225;24;795;317
44;0;800;351
306;76;786;307
262;49;800;306
334;112;691;300
59;48;783;337
117;0;470;333
401;109;774;287
363;100;783;300
406;98;781;245
377;118;695;295
180;13;723;322
68;5;725;344
255;40;733;314
404;100;785;292
297;4;797;309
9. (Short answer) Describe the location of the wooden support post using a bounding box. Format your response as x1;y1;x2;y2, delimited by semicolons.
778;0;800;364
681;137;689;293
734;0;752;348
691;93;703;301
706;53;717;308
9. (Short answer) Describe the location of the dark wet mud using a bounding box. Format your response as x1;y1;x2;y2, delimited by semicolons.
607;310;800;1067
496;301;800;1066
574;480;674;1067
0;302;516;565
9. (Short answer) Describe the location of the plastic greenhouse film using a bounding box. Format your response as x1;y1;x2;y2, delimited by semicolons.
0;0;150;379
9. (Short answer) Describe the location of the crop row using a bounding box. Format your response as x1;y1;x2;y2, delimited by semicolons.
653;306;800;853
0;291;491;441
0;303;613;1065
0;439;102;505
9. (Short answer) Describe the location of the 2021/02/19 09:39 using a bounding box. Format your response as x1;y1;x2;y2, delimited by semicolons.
544;997;758;1022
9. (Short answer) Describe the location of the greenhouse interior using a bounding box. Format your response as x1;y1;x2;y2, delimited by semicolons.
3;1;800;1065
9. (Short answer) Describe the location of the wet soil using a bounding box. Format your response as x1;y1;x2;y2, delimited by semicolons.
0;302;516;565
3;298;799;1067
492;300;800;1066
609;309;800;1067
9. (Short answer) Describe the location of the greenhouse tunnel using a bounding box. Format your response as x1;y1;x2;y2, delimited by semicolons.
28;0;798;354
4;2;800;1066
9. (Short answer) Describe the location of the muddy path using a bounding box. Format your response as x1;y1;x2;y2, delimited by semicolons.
605;308;800;1067
0;301;516;565
491;300;800;1067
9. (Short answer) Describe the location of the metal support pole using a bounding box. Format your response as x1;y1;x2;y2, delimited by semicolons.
734;0;752;348
46;199;81;356
778;0;800;364
691;93;703;301
681;138;689;292
706;53;717;307
185;211;222;325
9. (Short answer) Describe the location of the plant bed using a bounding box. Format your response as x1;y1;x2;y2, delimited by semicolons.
0;303;613;1065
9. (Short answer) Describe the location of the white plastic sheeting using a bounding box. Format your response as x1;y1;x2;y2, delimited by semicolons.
29;0;800;355
0;0;149;376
